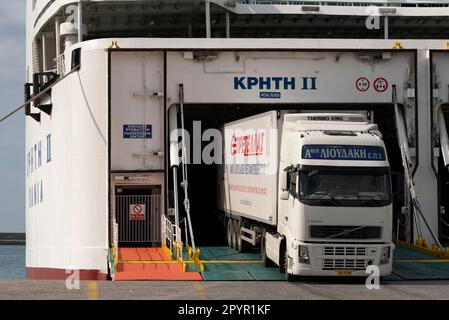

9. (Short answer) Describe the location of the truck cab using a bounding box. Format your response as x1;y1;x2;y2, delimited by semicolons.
268;113;394;279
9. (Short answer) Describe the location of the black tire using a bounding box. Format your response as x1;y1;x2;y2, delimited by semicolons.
279;241;286;274
231;219;238;250
285;271;295;282
261;230;275;267
226;218;233;248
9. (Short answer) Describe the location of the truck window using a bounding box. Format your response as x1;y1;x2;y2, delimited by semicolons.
299;166;392;207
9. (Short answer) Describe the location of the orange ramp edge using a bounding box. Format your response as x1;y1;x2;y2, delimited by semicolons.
115;247;203;281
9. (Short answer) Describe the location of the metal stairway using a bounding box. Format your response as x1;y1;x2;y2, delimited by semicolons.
114;247;202;281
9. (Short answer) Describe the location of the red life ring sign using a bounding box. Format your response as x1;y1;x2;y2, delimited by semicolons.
355;77;370;92
374;77;389;93
130;204;145;221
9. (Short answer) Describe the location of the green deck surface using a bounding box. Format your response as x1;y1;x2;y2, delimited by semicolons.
393;246;435;260
197;246;284;280
188;246;449;281
201;263;283;280
391;262;449;280
389;246;449;281
199;246;261;261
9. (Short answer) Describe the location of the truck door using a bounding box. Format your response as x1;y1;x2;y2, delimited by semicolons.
279;169;299;232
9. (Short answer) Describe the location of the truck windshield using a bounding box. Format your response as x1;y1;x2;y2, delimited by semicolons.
299;166;392;207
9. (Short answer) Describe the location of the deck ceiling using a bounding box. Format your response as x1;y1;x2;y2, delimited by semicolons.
42;0;449;39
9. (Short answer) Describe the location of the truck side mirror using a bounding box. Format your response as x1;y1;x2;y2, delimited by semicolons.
280;190;289;201
280;169;290;200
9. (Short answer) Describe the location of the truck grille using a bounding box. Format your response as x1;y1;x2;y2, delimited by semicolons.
310;225;381;240
323;259;367;270
324;246;366;256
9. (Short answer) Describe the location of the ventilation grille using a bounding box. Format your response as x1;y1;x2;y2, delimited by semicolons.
310;226;381;240
323;259;367;270
324;246;367;256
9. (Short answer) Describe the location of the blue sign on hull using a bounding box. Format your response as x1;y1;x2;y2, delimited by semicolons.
123;124;152;139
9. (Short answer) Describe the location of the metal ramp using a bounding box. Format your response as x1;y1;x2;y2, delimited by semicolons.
388;245;449;281
197;247;284;281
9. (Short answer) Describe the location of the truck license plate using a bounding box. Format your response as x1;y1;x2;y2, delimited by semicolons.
336;270;352;276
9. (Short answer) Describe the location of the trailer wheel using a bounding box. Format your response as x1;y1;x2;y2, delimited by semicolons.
231;219;239;250
226;218;233;248
261;230;275;267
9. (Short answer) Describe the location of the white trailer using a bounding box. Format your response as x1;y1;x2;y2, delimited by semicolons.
219;111;394;279
218;111;279;226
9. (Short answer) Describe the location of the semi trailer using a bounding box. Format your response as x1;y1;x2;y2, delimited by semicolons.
218;111;394;280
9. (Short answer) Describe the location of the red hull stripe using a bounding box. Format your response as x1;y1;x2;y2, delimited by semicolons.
27;267;108;281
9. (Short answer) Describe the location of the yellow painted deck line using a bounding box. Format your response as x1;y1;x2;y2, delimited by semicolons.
122;258;449;264
193;282;209;299
394;259;449;263
201;260;262;264
120;260;178;264
120;260;262;264
87;282;99;300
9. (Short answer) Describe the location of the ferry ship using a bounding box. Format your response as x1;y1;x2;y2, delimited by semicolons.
25;0;449;280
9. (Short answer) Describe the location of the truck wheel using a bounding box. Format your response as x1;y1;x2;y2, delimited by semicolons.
279;242;286;274
261;230;275;267
226;218;233;248
231;219;239;250
285;271;295;282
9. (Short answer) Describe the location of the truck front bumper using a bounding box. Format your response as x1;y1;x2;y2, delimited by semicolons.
288;242;394;277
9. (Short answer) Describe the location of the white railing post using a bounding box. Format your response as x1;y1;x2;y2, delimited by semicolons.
54;54;66;76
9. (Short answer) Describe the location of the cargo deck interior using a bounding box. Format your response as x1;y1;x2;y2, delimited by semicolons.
176;103;406;246
149;103;439;281
112;96;449;281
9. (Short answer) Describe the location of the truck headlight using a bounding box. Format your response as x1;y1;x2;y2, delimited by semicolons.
299;246;310;264
380;246;390;265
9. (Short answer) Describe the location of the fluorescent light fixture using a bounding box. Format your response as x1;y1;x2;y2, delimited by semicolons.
301;5;320;12
378;8;397;14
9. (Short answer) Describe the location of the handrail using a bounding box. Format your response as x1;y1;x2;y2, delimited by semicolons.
54;53;66;77
161;215;186;270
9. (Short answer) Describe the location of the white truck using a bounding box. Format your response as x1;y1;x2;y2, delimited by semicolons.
218;111;394;280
